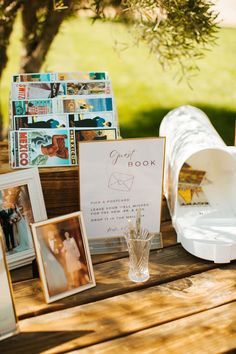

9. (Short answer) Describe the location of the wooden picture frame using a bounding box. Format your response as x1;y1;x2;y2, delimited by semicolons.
31;212;96;303
0;168;47;269
0;229;19;341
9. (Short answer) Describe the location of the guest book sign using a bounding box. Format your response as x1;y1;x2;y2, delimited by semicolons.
79;138;165;246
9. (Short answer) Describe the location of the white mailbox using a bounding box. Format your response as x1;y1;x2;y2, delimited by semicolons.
160;105;236;263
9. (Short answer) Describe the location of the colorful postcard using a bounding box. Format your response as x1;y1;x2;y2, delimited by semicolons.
11;82;66;100
178;167;206;186
12;72;108;82
31;212;96;303
69;111;115;128
75;128;117;143
14;114;70;130
0;168;47;269
14;112;116;130
178;186;209;206
12;73;57;82
53;96;113;113
0;234;19;340
178;163;210;206
12;100;52;116
10;129;77;168
57;72;108;81
66;81;111;95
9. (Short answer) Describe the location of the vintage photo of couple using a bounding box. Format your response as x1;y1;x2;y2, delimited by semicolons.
33;213;95;302
0;185;33;255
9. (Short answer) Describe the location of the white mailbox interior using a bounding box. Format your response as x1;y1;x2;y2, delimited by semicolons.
160;105;236;263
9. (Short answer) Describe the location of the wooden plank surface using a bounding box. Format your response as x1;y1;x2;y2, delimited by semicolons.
13;245;219;320
77;302;236;354
10;264;33;283
1;265;236;353
9;220;177;283
2;143;234;354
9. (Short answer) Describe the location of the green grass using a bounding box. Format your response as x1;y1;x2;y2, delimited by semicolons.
1;16;236;144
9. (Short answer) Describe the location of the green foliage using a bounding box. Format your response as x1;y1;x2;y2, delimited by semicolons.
2;17;236;145
124;0;219;77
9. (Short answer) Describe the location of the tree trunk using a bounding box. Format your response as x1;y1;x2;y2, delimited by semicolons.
20;0;73;73
0;1;21;77
0;0;21;139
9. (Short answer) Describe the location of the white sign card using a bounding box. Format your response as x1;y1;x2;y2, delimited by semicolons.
79;138;165;243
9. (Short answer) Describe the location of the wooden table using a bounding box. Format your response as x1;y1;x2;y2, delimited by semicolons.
0;142;236;353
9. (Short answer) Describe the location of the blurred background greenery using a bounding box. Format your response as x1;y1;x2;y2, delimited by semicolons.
1;13;236;144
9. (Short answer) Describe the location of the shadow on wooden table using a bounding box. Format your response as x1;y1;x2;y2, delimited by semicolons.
0;330;94;353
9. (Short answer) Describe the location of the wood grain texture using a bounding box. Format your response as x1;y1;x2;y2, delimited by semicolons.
40;167;79;218
77;302;236;354
0;141;11;172
1;265;236;353
12;245;219;320
10;264;33;283
9;222;177;283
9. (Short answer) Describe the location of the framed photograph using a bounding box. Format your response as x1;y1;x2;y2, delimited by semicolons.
0;168;47;269
31;212;96;303
0;230;19;341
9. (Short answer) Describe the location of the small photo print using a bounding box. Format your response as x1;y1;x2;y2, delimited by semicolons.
0;235;18;341
0;185;34;256
31;212;96;303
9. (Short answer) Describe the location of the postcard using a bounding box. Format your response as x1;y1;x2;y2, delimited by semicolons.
12;73;57;82
12;99;52;116
10;129;77;168
0;234;19;340
14;114;70;130
57;72;108;81
69;111;115;128
52;96;113;114
31;212;96;303
178;164;206;186
75;128;117;143
66;81;111;95
178;186;209;206
12;72;109;83
0;168;47;269
11;82;66;100
79;138;165;239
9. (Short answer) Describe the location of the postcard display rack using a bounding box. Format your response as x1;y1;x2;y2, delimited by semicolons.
160;105;236;263
9;72;119;168
6;71;123;255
